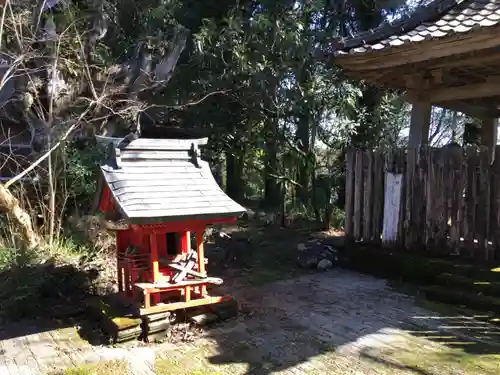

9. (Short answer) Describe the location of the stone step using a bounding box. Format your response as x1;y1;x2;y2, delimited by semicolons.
340;243;500;284
436;272;500;298
422;284;500;316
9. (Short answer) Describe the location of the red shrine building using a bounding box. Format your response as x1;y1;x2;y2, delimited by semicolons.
95;134;246;316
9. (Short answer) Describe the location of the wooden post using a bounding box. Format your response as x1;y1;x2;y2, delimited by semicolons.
179;231;190;254
408;101;432;149
116;232;123;293
481;117;498;163
149;233;160;283
195;229;207;296
186;231;191;252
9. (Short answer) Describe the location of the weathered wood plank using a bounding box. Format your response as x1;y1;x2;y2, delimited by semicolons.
465;146;478;256
372;150;385;243
405;148;416;250
491;152;500;260
476;146;490;260
434;150;448;252
344;149;355;240
449;147;464;254
363;151;374;241
425;148;436;248
416;146;429;248
396;149;406;246
353;150;364;241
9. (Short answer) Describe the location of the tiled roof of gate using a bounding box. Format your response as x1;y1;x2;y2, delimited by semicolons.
331;0;500;55
99;136;246;224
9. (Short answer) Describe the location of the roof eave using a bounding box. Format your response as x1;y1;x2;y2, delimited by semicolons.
123;211;246;226
331;0;465;53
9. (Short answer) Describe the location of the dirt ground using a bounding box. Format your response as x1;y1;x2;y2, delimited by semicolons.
154;270;500;375
1;223;500;374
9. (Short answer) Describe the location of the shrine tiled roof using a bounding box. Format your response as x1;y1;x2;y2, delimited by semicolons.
331;0;500;56
99;136;246;224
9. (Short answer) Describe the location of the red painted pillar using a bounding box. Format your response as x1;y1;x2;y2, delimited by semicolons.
179;231;190;254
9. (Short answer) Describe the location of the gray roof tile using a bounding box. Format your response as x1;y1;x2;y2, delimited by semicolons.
330;0;500;56
100;137;246;224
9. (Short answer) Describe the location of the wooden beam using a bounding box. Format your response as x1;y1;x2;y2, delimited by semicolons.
336;29;500;71
424;77;500;102
432;50;500;70
433;101;500;119
343;51;500;86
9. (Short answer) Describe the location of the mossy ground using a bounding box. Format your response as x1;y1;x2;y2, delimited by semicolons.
43;223;500;375
48;360;127;375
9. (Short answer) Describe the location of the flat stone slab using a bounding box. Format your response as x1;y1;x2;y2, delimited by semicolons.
2;270;500;374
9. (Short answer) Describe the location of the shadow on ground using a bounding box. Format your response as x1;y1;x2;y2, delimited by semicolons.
2;221;500;375
0;261;108;344
186;222;500;375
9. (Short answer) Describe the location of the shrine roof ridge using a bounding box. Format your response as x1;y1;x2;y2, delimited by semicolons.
328;0;500;56
116;134;208;151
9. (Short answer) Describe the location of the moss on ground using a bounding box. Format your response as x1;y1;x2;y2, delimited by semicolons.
155;358;225;375
380;347;500;375
48;360;127;375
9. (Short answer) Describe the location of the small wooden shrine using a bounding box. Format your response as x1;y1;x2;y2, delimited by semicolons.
93;133;245;340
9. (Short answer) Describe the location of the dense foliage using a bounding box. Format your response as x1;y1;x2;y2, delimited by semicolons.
0;0;475;242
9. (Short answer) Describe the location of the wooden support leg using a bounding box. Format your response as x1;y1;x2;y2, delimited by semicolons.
144;289;151;309
185;286;191;302
196;229;207;296
150;233;160;283
117;266;123;293
116;235;123;293
124;261;131;295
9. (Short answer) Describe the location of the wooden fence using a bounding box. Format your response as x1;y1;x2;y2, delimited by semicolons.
344;145;500;261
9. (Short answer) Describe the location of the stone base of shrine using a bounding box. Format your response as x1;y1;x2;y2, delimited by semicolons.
86;293;239;344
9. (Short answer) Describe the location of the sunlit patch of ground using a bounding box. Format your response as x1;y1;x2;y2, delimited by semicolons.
48;360;127;375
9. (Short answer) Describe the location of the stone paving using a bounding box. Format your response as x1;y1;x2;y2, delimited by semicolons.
1;269;500;374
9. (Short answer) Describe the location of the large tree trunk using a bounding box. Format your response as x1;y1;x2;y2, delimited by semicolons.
295;109;310;204
226;149;245;202
351;85;382;149
264;119;280;207
212;151;225;190
0;185;39;249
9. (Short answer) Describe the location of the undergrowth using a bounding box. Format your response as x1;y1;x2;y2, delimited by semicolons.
0;139;116;320
0;228;115;320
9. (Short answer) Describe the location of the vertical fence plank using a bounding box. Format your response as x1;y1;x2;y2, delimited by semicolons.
372;150;385;243
363;151;374;241
449;147;464;254
465;146;478;256
382;149;404;246
477;146;490;260
417;146;429;248
491;151;500;260
353;150;364;241
425;148;436;249
405;148;416;250
458;149;468;254
344;149;355;240
396;149;406;247
434;149;448;251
